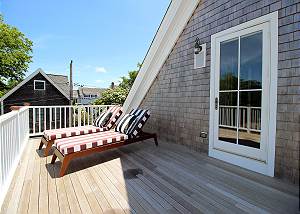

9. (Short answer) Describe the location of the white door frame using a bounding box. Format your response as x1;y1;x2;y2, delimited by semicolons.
209;12;278;176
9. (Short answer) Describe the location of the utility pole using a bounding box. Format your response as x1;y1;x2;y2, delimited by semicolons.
69;60;73;105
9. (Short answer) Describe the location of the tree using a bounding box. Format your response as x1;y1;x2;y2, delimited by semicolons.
93;87;128;105
93;63;141;105
0;15;33;97
118;63;141;90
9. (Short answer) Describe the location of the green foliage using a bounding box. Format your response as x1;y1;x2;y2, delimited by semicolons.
0;14;33;96
118;63;141;90
93;87;128;105
93;63;141;105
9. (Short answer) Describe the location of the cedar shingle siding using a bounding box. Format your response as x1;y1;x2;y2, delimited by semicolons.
3;73;69;113
140;0;300;184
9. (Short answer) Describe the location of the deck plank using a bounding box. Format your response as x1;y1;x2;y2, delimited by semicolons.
5;137;33;214
139;143;299;213
75;168;103;214
17;142;35;214
47;155;60;214
82;169;115;214
38;156;49;214
1;138;299;214
62;175;82;214
101;160;158;214
55;168;71;214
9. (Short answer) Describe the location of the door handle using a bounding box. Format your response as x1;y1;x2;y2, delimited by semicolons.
215;97;218;110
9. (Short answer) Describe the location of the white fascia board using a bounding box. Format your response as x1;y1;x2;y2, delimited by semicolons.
123;0;200;112
0;68;70;101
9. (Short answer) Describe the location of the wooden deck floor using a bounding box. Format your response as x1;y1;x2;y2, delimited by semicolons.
1;137;299;214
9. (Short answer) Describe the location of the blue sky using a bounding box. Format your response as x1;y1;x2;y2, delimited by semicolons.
1;0;170;88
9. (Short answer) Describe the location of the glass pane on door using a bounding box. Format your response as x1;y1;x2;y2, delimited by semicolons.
218;31;263;148
219;92;237;143
218;38;239;144
240;32;263;90
238;31;263;149
220;39;238;90
238;91;261;148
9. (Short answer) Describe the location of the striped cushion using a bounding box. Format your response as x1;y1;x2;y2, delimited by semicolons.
127;109;151;137
104;106;123;129
44;125;109;141
55;130;128;155
93;111;106;127
115;114;137;134
94;106;122;128
94;112;112;127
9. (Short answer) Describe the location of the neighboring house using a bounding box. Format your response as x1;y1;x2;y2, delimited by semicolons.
0;68;70;114
73;87;106;105
124;0;300;184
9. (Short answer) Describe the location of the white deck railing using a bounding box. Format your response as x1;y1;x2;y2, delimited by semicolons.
219;106;261;132
28;105;113;136
0;107;29;206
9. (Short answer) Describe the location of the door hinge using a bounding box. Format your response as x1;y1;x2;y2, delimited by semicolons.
215;97;218;110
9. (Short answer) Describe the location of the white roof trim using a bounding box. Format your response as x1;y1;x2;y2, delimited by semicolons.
0;68;70;101
123;0;200;112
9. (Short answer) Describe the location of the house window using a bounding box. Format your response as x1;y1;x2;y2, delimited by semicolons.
34;80;45;90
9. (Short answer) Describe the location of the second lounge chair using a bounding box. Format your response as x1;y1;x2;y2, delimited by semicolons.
39;105;123;156
50;109;157;176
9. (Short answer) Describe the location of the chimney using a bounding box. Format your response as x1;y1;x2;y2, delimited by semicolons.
110;82;115;89
69;60;73;105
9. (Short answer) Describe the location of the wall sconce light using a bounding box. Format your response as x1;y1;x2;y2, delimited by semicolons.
194;37;202;54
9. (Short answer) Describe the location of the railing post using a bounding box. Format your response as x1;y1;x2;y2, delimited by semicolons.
247;106;251;133
17;110;21;150
0;100;3;115
78;106;81;126
33;108;35;135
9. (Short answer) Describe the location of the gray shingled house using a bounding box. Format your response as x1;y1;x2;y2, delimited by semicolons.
0;68;70;114
123;0;300;184
73;87;106;105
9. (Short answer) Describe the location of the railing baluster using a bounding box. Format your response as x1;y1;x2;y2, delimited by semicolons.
64;107;67;128
69;107;71;128
44;107;46;132
54;107;57;129
50;107;52;130
59;107;62;129
91;107;93;125
83;107;86;126
78;106;81;126
88;107;90;125
38;108;41;134
33;108;35;134
72;107;76;127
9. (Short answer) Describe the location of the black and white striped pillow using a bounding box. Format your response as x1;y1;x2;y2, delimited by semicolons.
115;114;136;134
94;111;112;128
126;109;150;137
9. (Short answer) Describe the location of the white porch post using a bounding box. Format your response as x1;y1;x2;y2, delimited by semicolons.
0;100;4;115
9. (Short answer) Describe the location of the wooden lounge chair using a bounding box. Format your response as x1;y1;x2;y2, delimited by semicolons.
50;109;157;177
38;105;123;156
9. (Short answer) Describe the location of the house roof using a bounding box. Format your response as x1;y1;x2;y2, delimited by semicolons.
78;87;106;97
123;0;200;112
0;68;70;101
47;74;70;97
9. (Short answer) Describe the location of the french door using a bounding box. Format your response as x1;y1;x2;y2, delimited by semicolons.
208;9;282;178
213;23;270;162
